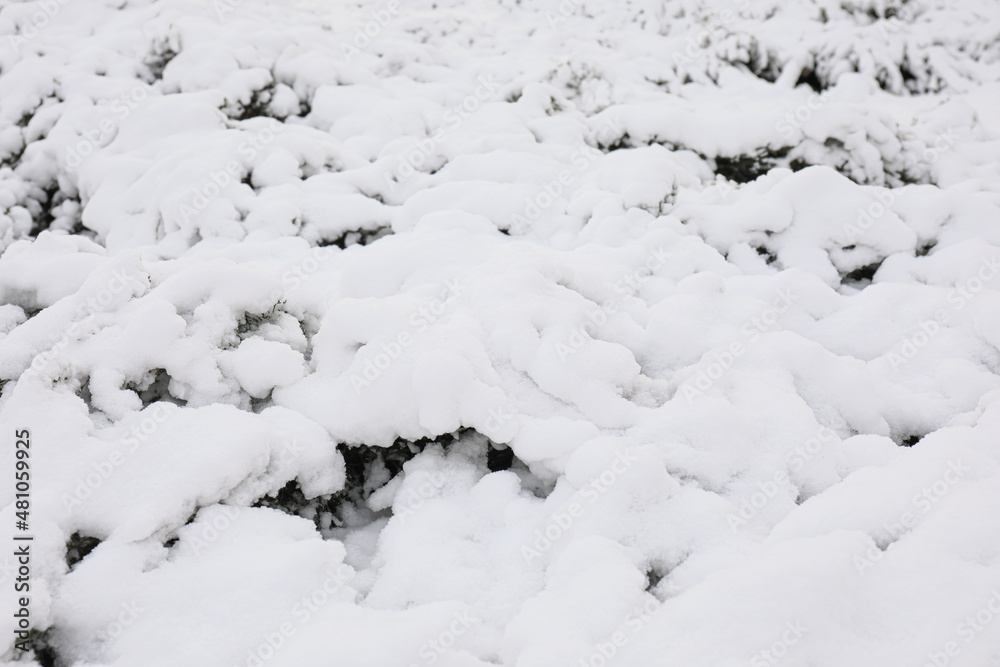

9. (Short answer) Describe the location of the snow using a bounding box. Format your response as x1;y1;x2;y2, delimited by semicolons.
1;0;1000;665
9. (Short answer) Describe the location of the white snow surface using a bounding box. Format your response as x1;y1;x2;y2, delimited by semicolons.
0;0;999;665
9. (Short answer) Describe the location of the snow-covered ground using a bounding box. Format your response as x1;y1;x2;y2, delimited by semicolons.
1;0;999;664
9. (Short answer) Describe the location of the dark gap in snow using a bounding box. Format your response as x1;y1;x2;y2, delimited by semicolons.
900;58;920;92
795;67;825;92
644;563;667;592
180;509;199;528
542;93;566;116
76;377;93;411
124;369;184;409
297;94;313;118
253;429;545;533
361;190;386;204
28;184;64;237
753;245;777;265
487;443;515;472
253;435;437;531
250;392;274;413
841;260;883;286
843;1;906;22
228;84;277;122
896;167;924;185
3;289;42;318
236;302;286;337
647;77;672;91
901;434;922;447
874;68;897;93
1;135;26;169
317;226;392;249
711;154;774;184
66;532;101;571
143;45;177;83
18;628;60;667
732;42;781;85
254;479;312;515
343;432;460;494
158;507;224;557
599;132;631;152
915;240;936;256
